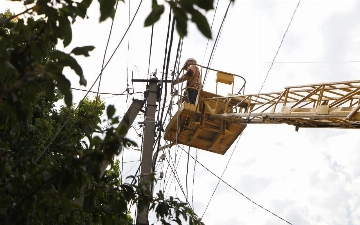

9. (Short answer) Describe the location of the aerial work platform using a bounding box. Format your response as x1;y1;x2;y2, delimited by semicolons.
164;70;248;155
164;91;248;154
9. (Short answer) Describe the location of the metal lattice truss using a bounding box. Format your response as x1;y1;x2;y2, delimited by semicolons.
203;80;360;128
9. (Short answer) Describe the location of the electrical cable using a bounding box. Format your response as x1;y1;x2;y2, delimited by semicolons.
256;0;301;98
185;145;190;199
261;60;360;64
202;0;232;88
153;10;176;172
201;134;242;218
164;145;184;198
71;87;142;95
191;147;197;209
180;147;293;225
123;160;141;177
147;25;155;75
201;0;220;65
152;10;173;166
35;0;143;163
159;36;184;199
164;155;191;207
126;0;131;105
96;0;120;100
122;0;131;176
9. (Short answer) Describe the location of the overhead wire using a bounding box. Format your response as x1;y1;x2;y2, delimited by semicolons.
163;143;184;198
124;0;131;176
160;38;184;198
70;87;142;96
180;147;293;225
201;134;242;218
261;60;360;64
147;25;155;75
191;147;197;209
256;0;301;98
35;0;144;163
201;0;220;65
164;154;190;206
96;0;120;100
153;9;176;173
202;0;232;88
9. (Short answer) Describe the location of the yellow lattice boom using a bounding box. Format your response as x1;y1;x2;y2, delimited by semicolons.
205;80;360;128
165;68;360;155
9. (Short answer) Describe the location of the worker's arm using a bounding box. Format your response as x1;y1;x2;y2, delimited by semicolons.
172;66;195;85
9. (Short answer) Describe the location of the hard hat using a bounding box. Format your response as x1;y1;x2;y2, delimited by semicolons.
185;58;197;65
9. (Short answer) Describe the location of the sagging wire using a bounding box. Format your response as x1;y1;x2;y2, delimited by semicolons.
180;148;293;225
153;8;176;172
201;0;220;65
256;0;301;101
201;134;242;218
71;87;142;96
96;0;121;101
202;0;232;88
35;0;144;163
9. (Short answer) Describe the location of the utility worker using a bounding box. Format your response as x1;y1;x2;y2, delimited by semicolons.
172;58;202;104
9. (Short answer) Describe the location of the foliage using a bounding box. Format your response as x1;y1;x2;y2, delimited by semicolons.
0;0;218;224
144;0;234;39
145;0;214;39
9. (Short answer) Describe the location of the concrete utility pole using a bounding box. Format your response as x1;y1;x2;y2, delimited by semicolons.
136;78;159;225
74;99;144;206
99;99;144;178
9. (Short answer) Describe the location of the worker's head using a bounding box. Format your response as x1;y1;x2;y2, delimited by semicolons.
183;58;197;70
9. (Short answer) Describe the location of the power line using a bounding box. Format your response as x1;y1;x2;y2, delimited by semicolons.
201;134;242;218
260;60;360;64
164;155;191;207
257;0;301;97
71;87;142;96
180;148;293;225
201;0;220;65
96;0;120;100
191;147;198;210
147;25;155;75
35;0;143;163
153;9;176;172
202;0;232;88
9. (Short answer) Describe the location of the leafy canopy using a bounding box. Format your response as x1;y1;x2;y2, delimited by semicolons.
0;0;228;224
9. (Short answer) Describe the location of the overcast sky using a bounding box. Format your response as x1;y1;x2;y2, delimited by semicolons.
3;0;360;224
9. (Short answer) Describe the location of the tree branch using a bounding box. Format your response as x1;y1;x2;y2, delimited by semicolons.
5;7;35;23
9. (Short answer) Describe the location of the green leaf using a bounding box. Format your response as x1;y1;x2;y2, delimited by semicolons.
84;191;96;212
144;3;165;27
44;80;56;101
24;0;35;5
61;196;72;216
76;1;88;18
106;105;116;119
58;54;83;76
173;6;188;38
79;75;87;86
55;73;72;107
71;46;95;57
59;16;72;47
98;0;116;22
111;116;119;125
191;9;212;39
194;0;214;11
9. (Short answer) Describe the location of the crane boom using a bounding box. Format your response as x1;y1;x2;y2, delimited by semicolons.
203;80;360;129
165;70;360;155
